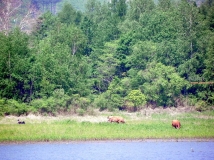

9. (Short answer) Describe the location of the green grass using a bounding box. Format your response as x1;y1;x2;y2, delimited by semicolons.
0;112;214;142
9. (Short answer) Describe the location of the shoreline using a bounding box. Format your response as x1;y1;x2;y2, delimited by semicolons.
1;110;214;145
1;138;214;145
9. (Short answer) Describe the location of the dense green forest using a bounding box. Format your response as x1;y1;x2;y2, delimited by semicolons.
0;0;214;116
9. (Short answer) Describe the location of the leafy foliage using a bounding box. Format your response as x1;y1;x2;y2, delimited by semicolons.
140;62;188;106
0;0;214;115
125;90;147;108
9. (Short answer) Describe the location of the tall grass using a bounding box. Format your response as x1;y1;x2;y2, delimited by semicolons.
0;112;214;142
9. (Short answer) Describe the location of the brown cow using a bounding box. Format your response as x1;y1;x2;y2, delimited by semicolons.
172;120;181;129
107;116;125;123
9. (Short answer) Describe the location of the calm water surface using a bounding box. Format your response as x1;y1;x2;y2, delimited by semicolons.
0;140;214;160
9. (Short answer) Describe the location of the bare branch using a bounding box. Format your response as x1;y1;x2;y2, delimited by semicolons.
0;0;40;34
0;0;22;34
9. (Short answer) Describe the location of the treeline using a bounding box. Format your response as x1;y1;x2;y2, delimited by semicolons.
31;0;61;13
0;0;214;116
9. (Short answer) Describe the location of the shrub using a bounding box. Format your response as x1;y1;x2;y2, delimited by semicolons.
79;97;91;110
187;95;198;106
87;107;96;116
93;95;108;111
125;90;147;110
195;100;208;112
123;101;136;112
77;108;85;116
30;92;72;115
0;99;29;116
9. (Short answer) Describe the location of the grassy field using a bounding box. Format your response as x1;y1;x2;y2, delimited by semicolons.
0;109;214;143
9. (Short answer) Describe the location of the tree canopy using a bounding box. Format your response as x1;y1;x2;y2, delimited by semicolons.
0;0;213;115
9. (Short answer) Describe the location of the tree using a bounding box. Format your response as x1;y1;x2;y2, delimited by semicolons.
127;0;155;21
204;36;214;81
199;0;214;30
125;90;147;107
99;77;125;110
141;62;188;107
31;0;60;13
158;0;173;11
85;0;101;21
85;1;122;47
109;0;127;20
127;41;156;70
32;34;91;98
32;11;57;40
0;28;31;101
114;33;133;76
50;24;87;56
0;0;22;34
58;3;82;25
175;0;207;82
92;51;119;94
80;16;94;55
0;0;39;34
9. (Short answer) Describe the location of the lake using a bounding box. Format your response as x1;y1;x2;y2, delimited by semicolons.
0;140;214;160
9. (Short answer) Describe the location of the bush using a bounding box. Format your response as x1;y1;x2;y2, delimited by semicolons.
0;99;29;116
125;90;147;110
77;108;85;116
187;95;198;106
93;95;108;111
195;100;208;112
79;97;91;110
30;92;72;115
87;107;96;116
124;101;136;112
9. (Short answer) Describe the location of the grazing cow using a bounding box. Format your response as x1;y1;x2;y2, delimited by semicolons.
172;120;181;129
107;116;125;123
17;119;25;124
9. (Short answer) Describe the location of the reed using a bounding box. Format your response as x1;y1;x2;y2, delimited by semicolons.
0;111;214;142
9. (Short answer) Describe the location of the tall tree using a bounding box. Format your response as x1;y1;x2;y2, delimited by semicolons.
204;36;214;81
158;0;173;11
141;62;188;106
176;0;206;81
58;3;81;25
91;41;120;94
127;41;156;70
80;16;94;55
127;0;155;21
32;11;57;40
0;29;31;100
109;0;127;20
49;24;87;56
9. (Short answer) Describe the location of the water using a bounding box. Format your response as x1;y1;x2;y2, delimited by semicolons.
0;140;214;160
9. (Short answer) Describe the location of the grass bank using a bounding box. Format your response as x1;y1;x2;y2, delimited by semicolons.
0;110;214;142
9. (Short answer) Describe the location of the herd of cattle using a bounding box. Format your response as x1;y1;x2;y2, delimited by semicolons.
17;116;181;129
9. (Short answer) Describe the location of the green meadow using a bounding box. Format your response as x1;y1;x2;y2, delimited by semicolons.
0;111;214;143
